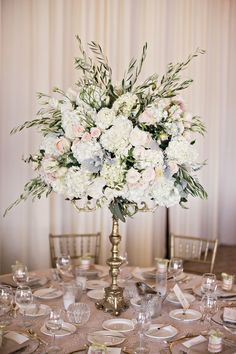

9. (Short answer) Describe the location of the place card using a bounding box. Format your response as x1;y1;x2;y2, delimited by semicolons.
223;307;236;322
88;347;121;354
183;335;207;348
173;284;190;309
4;331;29;344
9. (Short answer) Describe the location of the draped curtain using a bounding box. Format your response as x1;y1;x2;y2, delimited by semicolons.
1;0;236;274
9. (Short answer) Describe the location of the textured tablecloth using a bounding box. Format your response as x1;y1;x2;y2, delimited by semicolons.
0;267;236;354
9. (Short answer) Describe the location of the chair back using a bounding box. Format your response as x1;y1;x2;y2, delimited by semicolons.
49;233;101;268
170;234;218;273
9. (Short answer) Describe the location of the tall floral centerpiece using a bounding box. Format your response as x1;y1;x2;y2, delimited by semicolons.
5;37;207;315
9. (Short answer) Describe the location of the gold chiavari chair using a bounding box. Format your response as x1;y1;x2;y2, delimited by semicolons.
170;234;218;274
49;232;101;268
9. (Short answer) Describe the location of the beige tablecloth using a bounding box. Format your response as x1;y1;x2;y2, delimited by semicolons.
0;267;236;354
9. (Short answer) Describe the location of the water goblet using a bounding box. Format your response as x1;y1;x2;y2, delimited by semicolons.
201;273;217;294
0;285;13;328
169;258;183;281
12;264;29;286
200;293;218;326
15;285;33;327
45;309;62;353
56;255;72;276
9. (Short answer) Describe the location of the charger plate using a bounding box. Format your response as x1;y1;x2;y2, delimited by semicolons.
19;304;51;317
145;324;178;340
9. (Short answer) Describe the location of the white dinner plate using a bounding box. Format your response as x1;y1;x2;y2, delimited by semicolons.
145;324;178;340
87;330;125;346
169;309;202;322
102;318;135;332
86;280;109;290
87;289;105;300
33;288;63;300
41;322;76;337
19;304;51;317
167;292;195;304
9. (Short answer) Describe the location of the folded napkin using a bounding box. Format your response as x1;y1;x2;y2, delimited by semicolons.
183;335;207;348
0;331;29;354
223;307;236;323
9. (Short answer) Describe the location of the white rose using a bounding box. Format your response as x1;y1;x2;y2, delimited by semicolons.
126;168;141;185
129;127;151;147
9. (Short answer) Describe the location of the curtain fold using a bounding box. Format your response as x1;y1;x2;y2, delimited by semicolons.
1;0;236;274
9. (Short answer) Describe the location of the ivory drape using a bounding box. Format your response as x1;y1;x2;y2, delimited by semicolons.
1;0;236;274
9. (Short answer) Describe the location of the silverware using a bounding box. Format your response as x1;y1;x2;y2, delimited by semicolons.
26;328;48;345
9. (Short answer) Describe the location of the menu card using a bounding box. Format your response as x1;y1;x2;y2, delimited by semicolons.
223;307;236;323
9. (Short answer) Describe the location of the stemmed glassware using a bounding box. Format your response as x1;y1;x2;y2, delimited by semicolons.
169;258;183;281
12;264;29;286
15;285;33;327
119;252;129;281
0;285;13;329
200;293;218;326
56;255;72;276
134;300;151;354
45;309;62;353
201;273;217;294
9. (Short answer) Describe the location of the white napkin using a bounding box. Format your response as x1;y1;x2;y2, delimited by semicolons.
88;348;121;354
223;307;236;323
183;335;206;348
4;332;28;345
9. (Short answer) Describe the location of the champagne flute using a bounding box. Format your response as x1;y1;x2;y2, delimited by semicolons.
45;309;62;353
12;264;29;286
15;285;33;327
134;300;151;354
0;285;13;329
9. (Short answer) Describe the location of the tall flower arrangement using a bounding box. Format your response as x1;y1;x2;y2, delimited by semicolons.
5;37;207;221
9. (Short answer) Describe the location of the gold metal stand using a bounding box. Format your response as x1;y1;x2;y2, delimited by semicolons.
95;215;129;316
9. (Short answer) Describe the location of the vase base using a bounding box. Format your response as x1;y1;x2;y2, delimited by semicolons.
95;286;129;316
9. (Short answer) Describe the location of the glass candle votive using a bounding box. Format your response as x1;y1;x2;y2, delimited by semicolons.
208;330;223;353
90;344;107;354
221;272;234;291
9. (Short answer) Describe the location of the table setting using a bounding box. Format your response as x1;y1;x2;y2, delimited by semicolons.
0;256;236;354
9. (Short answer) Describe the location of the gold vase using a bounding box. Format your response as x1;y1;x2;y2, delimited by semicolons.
95;215;129;316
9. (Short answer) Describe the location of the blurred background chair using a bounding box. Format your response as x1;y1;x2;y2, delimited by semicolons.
170;234;218;274
49;232;101;268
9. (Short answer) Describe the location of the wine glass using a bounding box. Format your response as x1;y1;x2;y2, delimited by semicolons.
45;309;62;353
201;273;217;294
56;255;72;276
200;294;218;326
15;285;33;327
134;301;151;354
12;264;29;286
0;285;13;329
169;258;183;281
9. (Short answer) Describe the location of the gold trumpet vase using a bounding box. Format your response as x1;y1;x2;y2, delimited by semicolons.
95;215;129;316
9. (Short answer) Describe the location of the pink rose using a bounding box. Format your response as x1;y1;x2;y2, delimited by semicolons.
81;132;92;142
129;127;152;147
168;162;179;175
90;127;101;138
55;137;71;153
174;95;186;111
142;168;155;183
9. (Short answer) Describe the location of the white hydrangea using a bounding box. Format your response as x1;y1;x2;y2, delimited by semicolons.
165;121;184;136
168;104;183;121
129;127;152;147
151;177;181;207
87;177;106;199
112;93;139;116
72;140;103;164
95;108;116;130
101;160;126;188
166;136;198;165
133;146;164;169
63;167;91;199
100;116;133;155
